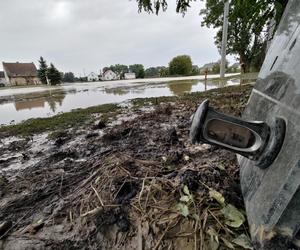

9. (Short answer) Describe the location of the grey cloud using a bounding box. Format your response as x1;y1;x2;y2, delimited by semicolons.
0;0;224;75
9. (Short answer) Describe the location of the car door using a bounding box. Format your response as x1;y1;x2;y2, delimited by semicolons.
239;0;300;247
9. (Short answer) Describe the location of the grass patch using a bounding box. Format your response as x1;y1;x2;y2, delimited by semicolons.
0;103;120;137
132;84;253;109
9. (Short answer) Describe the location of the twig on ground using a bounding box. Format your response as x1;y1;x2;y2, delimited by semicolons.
153;222;171;250
91;184;104;207
138;220;143;250
81;207;103;217
208;209;232;235
138;175;147;213
144;179;155;210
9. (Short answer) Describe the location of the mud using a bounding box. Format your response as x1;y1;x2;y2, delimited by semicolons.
0;85;260;249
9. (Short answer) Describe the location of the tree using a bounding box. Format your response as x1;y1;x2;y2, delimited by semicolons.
211;60;228;74
129;64;145;78
63;72;75;82
145;67;160;78
47;63;62;85
192;65;200;75
145;66;169;78
109;64;129;79
135;0;287;21
159;67;169;77
228;64;241;73
102;67;110;73
169;55;192;76
200;0;275;72
212;63;220;74
38;57;48;84
134;0;288;72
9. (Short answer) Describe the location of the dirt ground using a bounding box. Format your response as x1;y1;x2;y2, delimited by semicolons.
0;85;253;249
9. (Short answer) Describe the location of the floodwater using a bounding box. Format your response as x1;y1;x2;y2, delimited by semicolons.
0;74;242;125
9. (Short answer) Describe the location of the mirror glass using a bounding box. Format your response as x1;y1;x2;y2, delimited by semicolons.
205;119;256;149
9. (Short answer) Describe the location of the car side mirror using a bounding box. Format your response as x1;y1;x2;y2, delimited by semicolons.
190;100;286;169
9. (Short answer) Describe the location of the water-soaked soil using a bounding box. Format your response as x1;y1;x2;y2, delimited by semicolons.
0;85;255;249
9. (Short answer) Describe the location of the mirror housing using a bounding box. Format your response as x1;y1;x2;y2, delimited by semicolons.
190;100;286;169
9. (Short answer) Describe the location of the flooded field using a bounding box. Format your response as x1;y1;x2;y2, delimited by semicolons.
0;74;243;125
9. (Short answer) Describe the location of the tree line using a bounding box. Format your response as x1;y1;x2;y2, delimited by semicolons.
104;55;239;79
38;54;240;84
103;55;200;79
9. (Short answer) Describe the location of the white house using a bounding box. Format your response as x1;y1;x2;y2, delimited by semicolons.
0;71;7;86
124;72;136;80
101;70;118;81
87;72;99;82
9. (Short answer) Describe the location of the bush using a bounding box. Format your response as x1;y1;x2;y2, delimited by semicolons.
169;55;193;76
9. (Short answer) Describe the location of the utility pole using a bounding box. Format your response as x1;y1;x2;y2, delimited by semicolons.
220;0;230;78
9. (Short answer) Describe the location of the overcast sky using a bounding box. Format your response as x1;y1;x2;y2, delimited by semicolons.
0;0;234;76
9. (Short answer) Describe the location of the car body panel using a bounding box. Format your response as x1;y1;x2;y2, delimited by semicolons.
239;0;300;243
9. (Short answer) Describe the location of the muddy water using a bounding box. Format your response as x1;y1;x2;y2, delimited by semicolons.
0;75;240;125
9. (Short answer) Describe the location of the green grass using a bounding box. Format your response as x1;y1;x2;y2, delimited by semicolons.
0;103;120;137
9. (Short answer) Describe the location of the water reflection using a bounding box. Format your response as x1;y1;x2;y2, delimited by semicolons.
46;94;66;112
104;87;130;96
168;80;198;95
0;78;242;125
14;99;45;111
13;91;66;113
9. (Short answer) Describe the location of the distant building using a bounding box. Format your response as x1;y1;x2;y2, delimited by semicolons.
200;62;217;73
228;62;241;73
231;62;241;69
2;62;40;86
87;72;99;82
124;72;136;80
0;71;6;86
101;69;118;81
